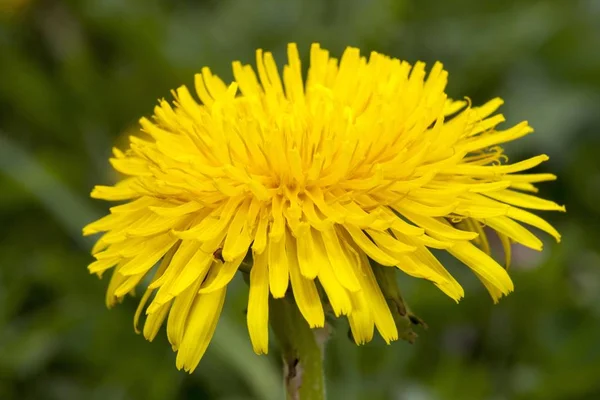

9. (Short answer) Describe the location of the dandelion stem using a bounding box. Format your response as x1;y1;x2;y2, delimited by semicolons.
270;297;327;400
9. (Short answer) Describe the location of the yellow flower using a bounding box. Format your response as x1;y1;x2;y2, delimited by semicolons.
84;43;564;372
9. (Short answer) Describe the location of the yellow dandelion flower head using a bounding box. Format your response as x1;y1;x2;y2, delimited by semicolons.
84;43;564;372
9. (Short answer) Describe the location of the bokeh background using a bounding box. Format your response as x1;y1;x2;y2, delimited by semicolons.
1;0;599;399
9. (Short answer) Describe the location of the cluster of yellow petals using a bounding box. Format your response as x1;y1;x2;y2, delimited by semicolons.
84;43;564;372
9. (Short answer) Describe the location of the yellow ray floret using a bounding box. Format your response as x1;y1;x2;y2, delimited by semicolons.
84;42;564;372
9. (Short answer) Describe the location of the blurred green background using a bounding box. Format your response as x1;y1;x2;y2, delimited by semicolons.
1;0;599;399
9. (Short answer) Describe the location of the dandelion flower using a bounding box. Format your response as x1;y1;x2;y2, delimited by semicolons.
84;43;564;372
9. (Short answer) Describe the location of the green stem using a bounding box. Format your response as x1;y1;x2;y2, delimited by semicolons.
270;297;327;400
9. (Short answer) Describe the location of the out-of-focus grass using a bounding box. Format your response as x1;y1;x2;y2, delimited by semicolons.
1;0;600;399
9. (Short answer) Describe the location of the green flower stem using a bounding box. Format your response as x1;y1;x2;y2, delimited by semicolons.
270;297;327;400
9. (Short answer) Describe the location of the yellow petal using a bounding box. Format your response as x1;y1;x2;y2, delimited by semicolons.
465;114;506;138
90;179;139;201
162;248;213;297
443;99;467;116
119;235;179;276
344;225;401;266
507;173;557;183
317;255;352;316
167;275;204;350
247;250;270;354
347;289;374;345
175;196;245;241
148;240;202;307
252;212;269;254
320;228;361;292
175;286;227;373
109;196;157;214
366;229;416;254
287;233;324;328
105;263;128;308
88;257;120;276
354;252;398;343
400;211;477;241
446;155;549;176
143;300;171;341
484;216;543;251
269;195;286;241
447;241;514;300
507;207;561;242
126;214;187;237
149;201;203;217
473;271;506;304
301;197;333;231
485;190;566;212
268;233;289;298
83;210;138;236
509;182;538;193
414;233;454;249
396;197;459;217
199;252;247;293
134;288;154;334
222;199;253;261
400;236;464;301
113;271;147;297
133;258;170;334
470;97;504;121
295;228;321;279
109;157;151;177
